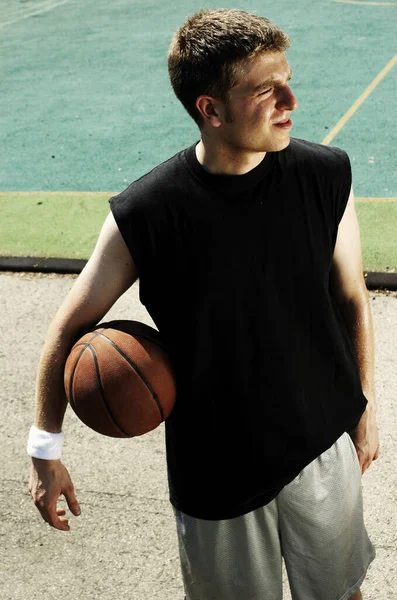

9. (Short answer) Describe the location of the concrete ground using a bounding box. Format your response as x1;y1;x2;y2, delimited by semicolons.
1;271;396;600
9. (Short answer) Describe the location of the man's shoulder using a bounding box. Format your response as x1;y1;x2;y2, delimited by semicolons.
281;139;352;211
286;138;350;170
111;145;192;207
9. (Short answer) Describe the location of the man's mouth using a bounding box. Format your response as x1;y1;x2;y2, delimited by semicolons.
274;118;292;129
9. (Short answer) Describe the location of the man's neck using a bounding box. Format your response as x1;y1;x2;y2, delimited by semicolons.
195;139;266;176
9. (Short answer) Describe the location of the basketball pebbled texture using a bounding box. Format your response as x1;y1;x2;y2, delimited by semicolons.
64;320;176;438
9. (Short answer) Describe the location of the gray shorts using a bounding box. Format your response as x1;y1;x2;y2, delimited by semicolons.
174;432;375;600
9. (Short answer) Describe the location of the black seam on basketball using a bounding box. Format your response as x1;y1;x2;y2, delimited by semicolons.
68;331;106;408
72;329;105;350
98;333;165;422
68;344;90;411
88;345;130;436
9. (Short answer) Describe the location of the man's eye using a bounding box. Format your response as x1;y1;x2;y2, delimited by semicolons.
259;88;272;96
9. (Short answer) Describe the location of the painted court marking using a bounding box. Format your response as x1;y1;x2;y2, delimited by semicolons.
322;54;397;146
0;192;114;197
0;0;69;29
330;0;397;5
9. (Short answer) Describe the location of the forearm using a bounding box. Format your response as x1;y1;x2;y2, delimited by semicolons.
330;191;379;470
338;286;376;409
35;319;83;432
338;285;380;471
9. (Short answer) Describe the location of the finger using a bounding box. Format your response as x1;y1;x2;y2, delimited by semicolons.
356;452;366;475
63;485;81;517
36;499;71;531
47;508;71;531
363;447;380;472
56;517;71;530
361;453;377;475
34;507;67;530
358;454;371;476
361;461;369;476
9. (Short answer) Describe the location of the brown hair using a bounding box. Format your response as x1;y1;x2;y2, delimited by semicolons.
168;9;291;126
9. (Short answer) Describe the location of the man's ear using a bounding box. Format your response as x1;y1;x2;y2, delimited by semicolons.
195;95;223;128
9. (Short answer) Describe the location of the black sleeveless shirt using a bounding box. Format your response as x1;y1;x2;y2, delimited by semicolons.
109;138;367;520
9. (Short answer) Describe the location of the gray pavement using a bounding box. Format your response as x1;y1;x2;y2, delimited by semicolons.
0;271;396;600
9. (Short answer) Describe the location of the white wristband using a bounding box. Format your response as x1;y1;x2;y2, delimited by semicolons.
27;425;64;460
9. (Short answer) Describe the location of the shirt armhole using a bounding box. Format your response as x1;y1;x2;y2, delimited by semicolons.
109;194;141;276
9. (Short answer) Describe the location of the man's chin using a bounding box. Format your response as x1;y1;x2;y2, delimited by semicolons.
268;135;291;152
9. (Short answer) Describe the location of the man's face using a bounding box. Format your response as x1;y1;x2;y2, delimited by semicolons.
218;51;298;153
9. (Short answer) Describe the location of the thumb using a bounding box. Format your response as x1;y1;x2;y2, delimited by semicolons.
64;484;81;516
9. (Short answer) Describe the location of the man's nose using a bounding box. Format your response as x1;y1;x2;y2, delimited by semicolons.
276;85;298;111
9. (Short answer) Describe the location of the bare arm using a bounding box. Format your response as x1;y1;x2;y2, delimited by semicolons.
30;212;138;530
330;187;379;474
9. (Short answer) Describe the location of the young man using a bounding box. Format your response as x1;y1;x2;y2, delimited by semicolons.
28;9;379;600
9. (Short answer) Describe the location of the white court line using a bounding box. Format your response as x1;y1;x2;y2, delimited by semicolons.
330;0;397;5
0;0;69;29
1;0;62;21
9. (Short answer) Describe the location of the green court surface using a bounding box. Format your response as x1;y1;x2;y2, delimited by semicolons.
2;192;396;273
1;0;396;271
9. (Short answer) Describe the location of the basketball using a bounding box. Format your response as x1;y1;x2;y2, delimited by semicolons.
64;320;176;438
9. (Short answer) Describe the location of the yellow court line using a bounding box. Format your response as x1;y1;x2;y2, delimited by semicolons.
330;0;397;5
322;53;397;145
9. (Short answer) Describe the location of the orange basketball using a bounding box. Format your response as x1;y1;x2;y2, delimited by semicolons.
64;320;176;437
